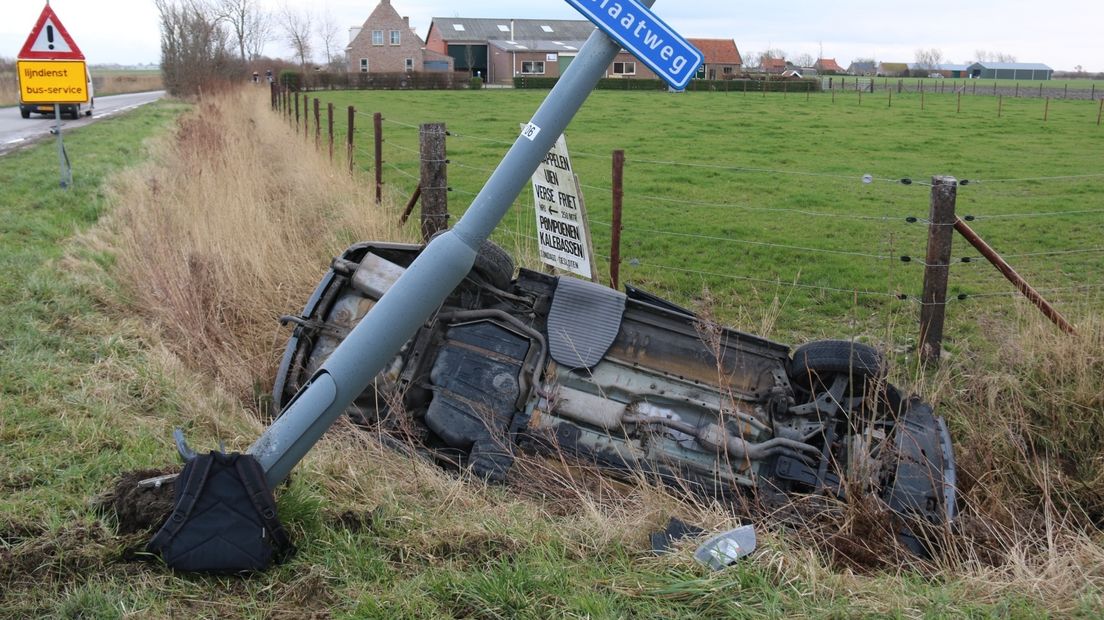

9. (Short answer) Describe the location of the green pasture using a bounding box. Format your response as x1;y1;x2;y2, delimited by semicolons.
303;88;1104;346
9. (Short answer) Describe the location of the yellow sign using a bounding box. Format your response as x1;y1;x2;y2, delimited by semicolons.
17;60;89;104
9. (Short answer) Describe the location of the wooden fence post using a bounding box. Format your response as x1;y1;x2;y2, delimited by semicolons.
920;176;958;364
419;123;448;241
374;112;384;205
957;91;962;114
610;150;624;291
303;95;309;138
294;93;300;130
1015;82;1019;97
1098;98;1103;126
327;103;334;162
888;90;892;108
346;106;355;175
314;98;321;149
998;95;1003;118
1044;97;1050;122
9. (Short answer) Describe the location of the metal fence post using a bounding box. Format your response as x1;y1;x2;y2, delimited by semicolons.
374;112;384;205
346;106;355;174
327;103;334;162
610;149;624;290
314;98;321;149
920;176;957;364
419;123;448;241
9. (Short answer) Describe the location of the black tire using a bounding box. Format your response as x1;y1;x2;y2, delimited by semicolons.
20;108;30;119
471;240;515;290
790;339;885;385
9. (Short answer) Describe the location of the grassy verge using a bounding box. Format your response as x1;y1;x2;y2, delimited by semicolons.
1;88;1101;618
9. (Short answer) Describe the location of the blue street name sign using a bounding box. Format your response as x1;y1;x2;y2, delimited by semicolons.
565;0;702;91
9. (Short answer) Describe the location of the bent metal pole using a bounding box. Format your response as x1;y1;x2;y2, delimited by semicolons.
953;217;1077;336
248;3;658;488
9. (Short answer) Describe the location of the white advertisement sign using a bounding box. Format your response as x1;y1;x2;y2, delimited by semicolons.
531;134;594;279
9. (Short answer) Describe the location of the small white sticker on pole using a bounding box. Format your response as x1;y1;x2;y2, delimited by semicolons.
521;122;542;141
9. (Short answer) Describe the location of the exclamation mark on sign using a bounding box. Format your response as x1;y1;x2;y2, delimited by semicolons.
47;24;55;50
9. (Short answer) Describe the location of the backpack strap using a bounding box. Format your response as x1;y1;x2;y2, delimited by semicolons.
233;455;295;562
148;454;214;552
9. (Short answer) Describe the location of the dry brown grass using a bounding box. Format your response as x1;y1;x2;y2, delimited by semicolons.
106;87;412;407
94;72;164;96
0;66;17;107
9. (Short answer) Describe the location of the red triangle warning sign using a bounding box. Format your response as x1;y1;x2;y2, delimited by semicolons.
18;4;85;60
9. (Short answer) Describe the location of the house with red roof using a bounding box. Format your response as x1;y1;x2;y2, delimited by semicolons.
760;57;788;74
686;38;743;80
814;58;844;74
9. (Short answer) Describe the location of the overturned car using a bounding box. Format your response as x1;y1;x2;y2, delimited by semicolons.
274;240;956;554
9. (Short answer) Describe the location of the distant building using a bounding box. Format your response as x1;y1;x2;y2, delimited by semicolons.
345;0;454;74
814;58;844;74
760;57;788;74
907;63;969;78
687;39;743;80
966;62;1053;81
878;62;909;77
848;61;877;76
486;38;659;84
426;17;595;81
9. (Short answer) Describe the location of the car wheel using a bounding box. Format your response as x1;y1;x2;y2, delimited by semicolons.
20;108;30;119
790;340;884;385
471;240;515;290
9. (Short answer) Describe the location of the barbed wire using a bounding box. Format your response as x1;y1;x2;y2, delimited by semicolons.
963;208;1104;220
626;192;908;221
619;258;907;299
968;173;1104;185
625;157;913;185
591;222;898;260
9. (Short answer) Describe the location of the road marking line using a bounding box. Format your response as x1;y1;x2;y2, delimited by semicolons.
4;138;26;144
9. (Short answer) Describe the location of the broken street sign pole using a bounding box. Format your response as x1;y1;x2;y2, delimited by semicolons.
250;1;671;488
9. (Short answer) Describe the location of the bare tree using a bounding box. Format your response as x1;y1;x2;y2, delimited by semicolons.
914;48;944;71
157;0;243;96
752;48;786;69
974;50;1017;64
278;3;313;70
215;0;269;61
316;9;343;71
792;53;815;68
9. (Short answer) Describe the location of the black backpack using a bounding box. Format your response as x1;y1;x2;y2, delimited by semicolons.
147;451;294;573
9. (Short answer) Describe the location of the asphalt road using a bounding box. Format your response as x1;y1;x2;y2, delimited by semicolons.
0;90;165;156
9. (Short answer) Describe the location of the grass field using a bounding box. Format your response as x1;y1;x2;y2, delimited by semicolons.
302;87;1104;351
1;88;1102;618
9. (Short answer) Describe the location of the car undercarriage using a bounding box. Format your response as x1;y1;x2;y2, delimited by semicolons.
273;240;956;555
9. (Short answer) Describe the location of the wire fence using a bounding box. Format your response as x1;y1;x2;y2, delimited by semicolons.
272;86;1104;344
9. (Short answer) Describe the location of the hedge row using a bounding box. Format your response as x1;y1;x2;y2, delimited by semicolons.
282;71;473;91
513;76;820;93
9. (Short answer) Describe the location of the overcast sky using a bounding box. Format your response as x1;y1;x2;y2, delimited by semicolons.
2;0;1100;72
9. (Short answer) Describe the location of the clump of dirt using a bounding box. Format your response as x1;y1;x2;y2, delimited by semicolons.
97;468;179;534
